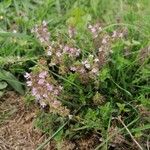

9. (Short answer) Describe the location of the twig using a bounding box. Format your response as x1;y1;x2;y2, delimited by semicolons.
36;121;69;150
118;116;143;150
147;138;149;150
94;116;139;150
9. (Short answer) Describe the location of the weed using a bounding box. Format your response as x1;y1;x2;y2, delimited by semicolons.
0;0;150;149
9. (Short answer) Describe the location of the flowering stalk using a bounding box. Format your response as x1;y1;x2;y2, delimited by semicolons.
27;21;127;115
24;68;69;117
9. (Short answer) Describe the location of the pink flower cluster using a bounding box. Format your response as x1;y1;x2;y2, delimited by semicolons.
24;71;69;116
52;44;80;58
82;55;100;76
69;54;100;82
26;21;129;118
62;45;80;57
48;43;81;67
31;22;80;60
88;23;102;38
31;20;50;45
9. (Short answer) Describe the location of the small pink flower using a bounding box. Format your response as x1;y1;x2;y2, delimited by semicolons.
43;28;47;32
94;34;98;38
39;37;45;43
92;68;99;74
63;46;69;52
85;63;90;69
56;52;62;57
69;48;74;53
13;30;17;33
38;79;45;85
112;31;117;38
45;36;49;42
70;66;76;71
102;38;107;44
91;27;96;33
89;54;94;58
47;51;52;56
32;87;37;96
53;100;61;108
94;58;99;63
75;49;80;56
43;93;48;98
99;47;103;52
35;94;41;100
48;45;52;50
59;44;63;49
79;68;86;73
82;60;88;65
46;83;53;91
39;71;47;78
82;60;91;69
98;27;102;31
119;33;123;38
49;62;56;66
54;89;59;95
88;24;93;29
26;81;32;87
24;72;30;79
42;20;47;26
58;86;63;90
40;101;47;108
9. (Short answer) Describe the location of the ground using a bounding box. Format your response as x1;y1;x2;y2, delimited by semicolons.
0;91;56;150
1;91;146;150
0;92;101;150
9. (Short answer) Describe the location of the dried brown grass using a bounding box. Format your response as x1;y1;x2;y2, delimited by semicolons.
0;91;54;150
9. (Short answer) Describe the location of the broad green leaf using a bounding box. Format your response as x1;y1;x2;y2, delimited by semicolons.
0;69;24;95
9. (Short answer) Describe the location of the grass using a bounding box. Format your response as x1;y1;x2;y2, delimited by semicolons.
0;0;150;149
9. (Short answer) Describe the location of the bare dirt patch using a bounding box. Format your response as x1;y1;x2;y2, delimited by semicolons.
0;91;54;150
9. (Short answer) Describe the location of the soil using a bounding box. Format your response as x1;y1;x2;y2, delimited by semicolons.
0;91;103;150
0;91;101;150
0;91;54;150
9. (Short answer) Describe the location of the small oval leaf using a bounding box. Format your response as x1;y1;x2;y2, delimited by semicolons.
0;81;8;90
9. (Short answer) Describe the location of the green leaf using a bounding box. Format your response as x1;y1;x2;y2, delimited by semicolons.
3;0;12;8
0;81;8;90
54;129;63;142
0;69;24;95
99;68;110;82
90;0;99;15
0;0;12;12
132;40;141;45
99;102;112;127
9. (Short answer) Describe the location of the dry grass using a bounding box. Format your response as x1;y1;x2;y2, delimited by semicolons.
0;91;54;150
0;92;102;150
